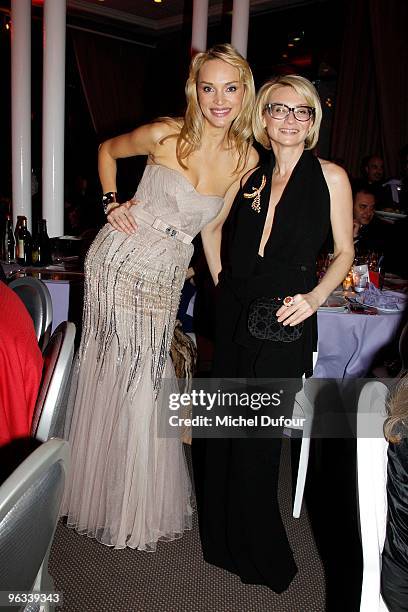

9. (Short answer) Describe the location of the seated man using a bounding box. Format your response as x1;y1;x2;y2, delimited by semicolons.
352;154;388;208
353;186;389;257
0;280;43;445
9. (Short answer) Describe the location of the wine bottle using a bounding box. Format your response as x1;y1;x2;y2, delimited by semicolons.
32;219;51;266
2;214;15;263
15;216;32;266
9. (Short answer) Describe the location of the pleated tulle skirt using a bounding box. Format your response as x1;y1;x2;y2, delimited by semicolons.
60;221;194;550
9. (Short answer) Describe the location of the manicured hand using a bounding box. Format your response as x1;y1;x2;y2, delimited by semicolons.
276;292;320;326
107;199;140;234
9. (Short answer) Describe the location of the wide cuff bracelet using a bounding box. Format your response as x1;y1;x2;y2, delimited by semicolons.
102;191;118;214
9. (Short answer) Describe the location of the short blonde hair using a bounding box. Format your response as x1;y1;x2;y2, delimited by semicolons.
178;43;255;172
252;74;322;151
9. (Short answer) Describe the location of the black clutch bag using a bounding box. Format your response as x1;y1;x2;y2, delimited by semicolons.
247;296;304;342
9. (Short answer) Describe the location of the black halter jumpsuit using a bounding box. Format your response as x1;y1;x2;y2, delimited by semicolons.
192;150;331;592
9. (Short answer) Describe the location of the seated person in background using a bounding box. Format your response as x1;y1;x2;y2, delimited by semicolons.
353;186;389;257
353;153;384;188
352;154;387;208
382;374;408;612
0;280;43;446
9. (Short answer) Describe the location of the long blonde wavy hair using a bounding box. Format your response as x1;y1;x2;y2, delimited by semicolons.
252;74;322;151
384;373;408;443
174;43;255;172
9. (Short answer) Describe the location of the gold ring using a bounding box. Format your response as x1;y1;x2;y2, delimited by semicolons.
283;296;294;307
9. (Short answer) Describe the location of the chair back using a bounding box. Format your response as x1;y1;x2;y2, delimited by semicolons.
31;321;76;442
288;352;321;518
0;438;69;597
356;380;389;612
8;277;53;351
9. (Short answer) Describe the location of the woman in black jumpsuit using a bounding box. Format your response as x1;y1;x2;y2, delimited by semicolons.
193;74;355;592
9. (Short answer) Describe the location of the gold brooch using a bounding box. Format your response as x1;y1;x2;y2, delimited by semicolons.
243;174;266;213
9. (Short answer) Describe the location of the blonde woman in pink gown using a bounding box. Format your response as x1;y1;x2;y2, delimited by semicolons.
61;44;258;551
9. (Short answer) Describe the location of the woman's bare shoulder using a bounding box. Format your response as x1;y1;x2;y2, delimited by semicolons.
247;146;260;169
318;157;350;186
148;116;183;140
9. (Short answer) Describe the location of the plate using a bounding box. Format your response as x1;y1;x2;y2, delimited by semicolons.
361;303;401;313
324;295;348;306
318;296;348;312
318;305;348;313
375;210;407;221
318;293;347;312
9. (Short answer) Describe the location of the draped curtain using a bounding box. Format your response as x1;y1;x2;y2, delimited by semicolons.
330;0;408;178
71;29;152;141
70;29;155;199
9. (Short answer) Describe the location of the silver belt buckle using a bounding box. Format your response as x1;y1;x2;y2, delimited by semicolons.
165;226;177;238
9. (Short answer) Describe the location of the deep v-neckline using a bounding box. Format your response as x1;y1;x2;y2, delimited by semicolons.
258;152;305;257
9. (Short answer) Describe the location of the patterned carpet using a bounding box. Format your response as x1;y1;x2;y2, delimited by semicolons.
49;439;325;612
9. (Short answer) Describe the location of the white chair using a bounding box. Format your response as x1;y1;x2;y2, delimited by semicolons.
356;380;389;612
290;383;315;518
31;321;76;442
285;351;318;518
0;438;70;612
9;276;53;351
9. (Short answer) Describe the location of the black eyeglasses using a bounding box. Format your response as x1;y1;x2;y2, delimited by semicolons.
264;103;315;122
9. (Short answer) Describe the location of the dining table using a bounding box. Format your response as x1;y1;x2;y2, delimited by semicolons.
3;260;407;381
315;307;405;379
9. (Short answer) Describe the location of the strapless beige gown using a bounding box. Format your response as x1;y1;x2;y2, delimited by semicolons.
61;164;223;550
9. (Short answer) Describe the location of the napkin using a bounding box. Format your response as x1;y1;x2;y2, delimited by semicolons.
359;283;406;310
